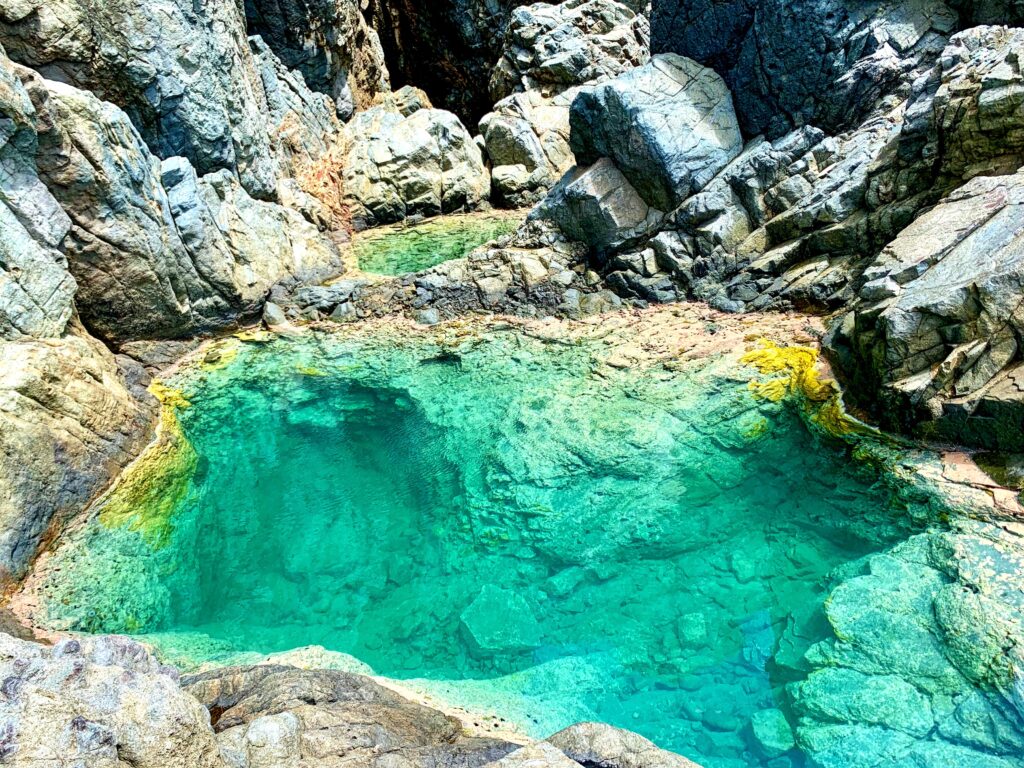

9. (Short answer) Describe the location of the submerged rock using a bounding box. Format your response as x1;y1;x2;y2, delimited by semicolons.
460;585;543;656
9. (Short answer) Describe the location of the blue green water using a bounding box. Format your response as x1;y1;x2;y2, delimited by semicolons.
29;323;1024;768
353;211;520;275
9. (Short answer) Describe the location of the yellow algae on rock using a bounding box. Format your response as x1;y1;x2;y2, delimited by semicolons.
97;383;198;547
741;340;877;439
235;329;275;343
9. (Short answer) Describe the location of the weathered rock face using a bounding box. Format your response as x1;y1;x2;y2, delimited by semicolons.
536;158;665;253
650;0;963;139
895;25;1024;189
0;633;224;767
242;0;390;119
343;105;491;228
569;54;743;212
828;170;1024;450
17;70;343;342
489;0;650;103
364;0;534;127
184;665;518;767
479;0;650;207
0;44;75;340
0;0;282;200
0;324;154;581
481;88;579;207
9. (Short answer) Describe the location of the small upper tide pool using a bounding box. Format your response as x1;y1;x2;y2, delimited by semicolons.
21;310;1024;768
352;210;521;275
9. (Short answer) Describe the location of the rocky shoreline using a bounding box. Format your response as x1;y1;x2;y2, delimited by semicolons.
3;0;1024;765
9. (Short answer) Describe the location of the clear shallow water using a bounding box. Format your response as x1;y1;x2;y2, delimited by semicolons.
352;211;520;275
30;326;1024;768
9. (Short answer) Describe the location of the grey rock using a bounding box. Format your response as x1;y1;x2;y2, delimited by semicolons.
344;105;491;227
489;0;650;103
0;0;282;199
19;69;343;342
831;170;1024;449
570;54;743;211
0;331;156;578
650;0;964;138
546;722;701;768
262;302;288;328
183;664;517;767
897;26;1024;186
480;89;579;207
537;158;664;252
0;633;223;767
242;0;390;118
0;46;75;340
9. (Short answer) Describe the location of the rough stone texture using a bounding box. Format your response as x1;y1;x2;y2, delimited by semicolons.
14;67;342;343
0;324;154;584
570;54;743;211
547;722;702;768
650;0;963;139
480;88;579;207
242;0;390;119
184;664;518;767
363;0;535;127
489;0;649;103
895;25;1024;189
0;44;75;340
0;0;282;200
277;219;623;323
0;633;224;767
536;158;664;253
343;105;491;228
828;170;1024;450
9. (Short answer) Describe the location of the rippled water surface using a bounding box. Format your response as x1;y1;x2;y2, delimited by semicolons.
33;325;1024;768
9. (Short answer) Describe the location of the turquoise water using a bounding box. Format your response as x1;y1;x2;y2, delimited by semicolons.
353;212;520;274
29;326;1024;768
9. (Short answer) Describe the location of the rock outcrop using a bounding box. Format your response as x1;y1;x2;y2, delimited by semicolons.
343;105;491;228
569;53;742;212
480;88;580;207
480;0;650;207
650;0;963;139
0;324;154;581
0;630;701;768
18;68;342;342
0;0;282;199
489;0;649;103
242;0;390;119
828;170;1024;450
0;44;75;341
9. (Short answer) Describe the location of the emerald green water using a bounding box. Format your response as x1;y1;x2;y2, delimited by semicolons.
32;325;1024;768
352;211;520;275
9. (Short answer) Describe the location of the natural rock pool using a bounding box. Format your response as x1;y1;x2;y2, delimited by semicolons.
351;211;521;275
17;310;1024;768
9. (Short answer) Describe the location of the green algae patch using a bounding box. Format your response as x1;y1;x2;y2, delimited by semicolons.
352;210;521;275
97;384;198;548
